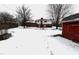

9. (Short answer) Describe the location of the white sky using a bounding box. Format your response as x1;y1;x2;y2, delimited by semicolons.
0;4;79;20
0;4;48;20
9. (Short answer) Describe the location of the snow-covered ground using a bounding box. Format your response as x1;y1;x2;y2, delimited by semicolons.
0;27;79;55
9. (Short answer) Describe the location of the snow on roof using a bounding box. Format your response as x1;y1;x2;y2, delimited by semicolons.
35;18;52;22
62;18;79;23
62;13;79;23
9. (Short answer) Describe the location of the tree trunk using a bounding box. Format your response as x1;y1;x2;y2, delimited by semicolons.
56;17;59;29
22;18;26;28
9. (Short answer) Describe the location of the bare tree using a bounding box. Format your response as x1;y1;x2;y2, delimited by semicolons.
0;12;14;22
0;12;15;34
16;5;31;28
48;4;73;29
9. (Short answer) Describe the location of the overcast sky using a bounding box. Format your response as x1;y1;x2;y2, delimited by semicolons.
0;4;48;20
0;4;79;20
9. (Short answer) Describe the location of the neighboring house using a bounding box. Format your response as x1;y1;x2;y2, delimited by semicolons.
62;13;79;42
25;20;37;27
35;18;52;28
26;20;35;23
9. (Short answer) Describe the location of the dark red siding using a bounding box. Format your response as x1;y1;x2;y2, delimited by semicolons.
62;21;79;42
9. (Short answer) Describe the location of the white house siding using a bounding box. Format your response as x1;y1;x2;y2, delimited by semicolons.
37;21;41;24
36;21;52;25
27;20;35;23
43;21;52;24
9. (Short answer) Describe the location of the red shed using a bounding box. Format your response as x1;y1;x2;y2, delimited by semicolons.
62;13;79;42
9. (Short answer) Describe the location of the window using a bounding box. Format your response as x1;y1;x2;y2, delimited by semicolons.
44;21;47;22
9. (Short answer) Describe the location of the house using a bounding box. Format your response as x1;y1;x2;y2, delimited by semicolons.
25;20;37;27
35;18;52;28
62;13;79;42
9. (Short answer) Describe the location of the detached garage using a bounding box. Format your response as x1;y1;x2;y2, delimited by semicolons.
62;13;79;42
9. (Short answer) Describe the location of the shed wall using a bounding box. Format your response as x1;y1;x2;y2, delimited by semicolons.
62;21;79;42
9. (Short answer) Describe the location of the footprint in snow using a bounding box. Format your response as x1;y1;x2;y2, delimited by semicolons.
16;46;19;48
50;50;53;55
0;53;3;55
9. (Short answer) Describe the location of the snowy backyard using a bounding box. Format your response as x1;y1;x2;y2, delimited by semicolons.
0;27;79;55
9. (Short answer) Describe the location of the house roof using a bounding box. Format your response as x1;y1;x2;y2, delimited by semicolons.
35;18;52;22
62;13;79;23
